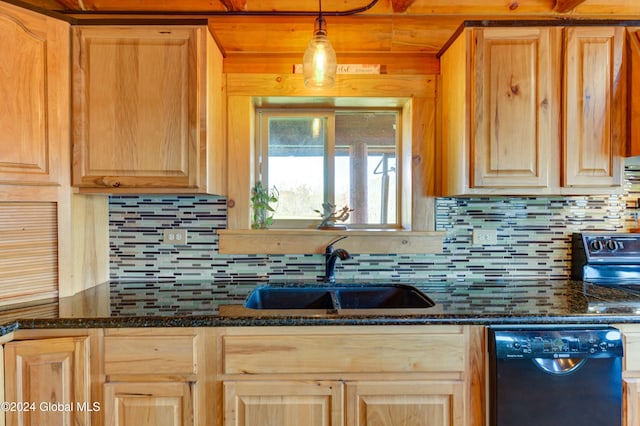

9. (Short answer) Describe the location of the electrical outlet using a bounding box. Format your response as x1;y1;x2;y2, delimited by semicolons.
163;229;188;245
472;229;497;245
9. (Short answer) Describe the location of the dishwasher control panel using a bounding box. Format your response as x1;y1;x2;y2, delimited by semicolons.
490;327;623;359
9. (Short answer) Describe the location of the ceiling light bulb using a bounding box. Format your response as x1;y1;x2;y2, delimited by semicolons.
303;16;337;88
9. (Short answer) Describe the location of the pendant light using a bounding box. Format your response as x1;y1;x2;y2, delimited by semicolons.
303;0;337;88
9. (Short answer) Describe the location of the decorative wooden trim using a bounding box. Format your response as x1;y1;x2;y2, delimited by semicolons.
217;229;444;254
226;73;436;98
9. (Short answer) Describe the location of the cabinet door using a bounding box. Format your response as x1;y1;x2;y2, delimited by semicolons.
224;380;344;426
629;29;640;157
625;379;640;426
4;336;91;426
72;26;200;189
564;26;625;187
104;382;195;426
0;3;68;186
472;27;560;189
346;381;465;426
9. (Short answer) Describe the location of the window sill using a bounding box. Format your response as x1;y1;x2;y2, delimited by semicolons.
217;229;444;255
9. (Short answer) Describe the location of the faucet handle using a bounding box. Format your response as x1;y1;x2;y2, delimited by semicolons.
325;235;348;254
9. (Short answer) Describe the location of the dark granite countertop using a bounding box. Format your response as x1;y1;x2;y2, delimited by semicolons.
1;279;640;334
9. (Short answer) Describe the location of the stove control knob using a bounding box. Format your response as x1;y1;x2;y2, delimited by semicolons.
590;240;603;252
605;240;619;251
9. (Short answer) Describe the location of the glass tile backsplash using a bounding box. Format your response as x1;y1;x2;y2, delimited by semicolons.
109;175;639;281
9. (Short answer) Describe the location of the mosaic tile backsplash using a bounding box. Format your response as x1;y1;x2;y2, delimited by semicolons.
109;167;640;281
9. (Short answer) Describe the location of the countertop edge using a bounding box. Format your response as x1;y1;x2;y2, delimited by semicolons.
4;313;639;335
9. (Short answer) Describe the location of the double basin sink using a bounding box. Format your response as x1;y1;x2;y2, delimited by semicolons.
242;283;436;313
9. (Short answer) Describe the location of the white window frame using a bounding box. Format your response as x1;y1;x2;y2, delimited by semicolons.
257;107;403;230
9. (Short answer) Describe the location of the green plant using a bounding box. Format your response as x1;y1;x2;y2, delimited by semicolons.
250;182;279;229
314;202;353;228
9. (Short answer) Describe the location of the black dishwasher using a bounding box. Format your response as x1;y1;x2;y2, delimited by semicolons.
488;326;623;426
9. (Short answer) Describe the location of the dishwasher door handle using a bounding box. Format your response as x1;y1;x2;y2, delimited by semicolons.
532;357;586;375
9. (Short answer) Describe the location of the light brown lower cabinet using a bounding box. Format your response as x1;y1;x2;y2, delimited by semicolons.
101;328;208;426
3;335;92;426
616;324;640;426
103;382;195;426
224;379;464;426
346;380;465;426
2;325;483;426
224;380;343;426
219;325;481;426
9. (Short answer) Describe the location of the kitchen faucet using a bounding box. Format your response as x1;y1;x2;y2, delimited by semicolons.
323;236;351;283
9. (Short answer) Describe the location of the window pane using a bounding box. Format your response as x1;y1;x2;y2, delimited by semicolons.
335;112;398;225
267;117;325;220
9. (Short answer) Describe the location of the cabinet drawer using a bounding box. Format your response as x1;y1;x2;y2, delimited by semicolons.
104;335;198;376
222;331;465;375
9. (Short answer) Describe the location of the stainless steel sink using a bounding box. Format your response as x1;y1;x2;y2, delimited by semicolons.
243;283;435;311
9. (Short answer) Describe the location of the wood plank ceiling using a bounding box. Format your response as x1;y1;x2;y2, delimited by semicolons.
10;0;640;74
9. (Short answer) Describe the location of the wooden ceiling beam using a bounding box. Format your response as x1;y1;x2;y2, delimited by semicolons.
391;0;416;13
220;0;247;12
553;0;587;13
54;0;90;10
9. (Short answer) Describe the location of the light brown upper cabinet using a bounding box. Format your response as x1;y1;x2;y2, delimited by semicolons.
0;3;68;186
628;28;640;157
72;25;225;194
439;25;625;196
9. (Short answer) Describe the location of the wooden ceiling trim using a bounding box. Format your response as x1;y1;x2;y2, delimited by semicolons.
55;0;89;10
553;0;587;13
13;0;640;15
226;73;436;98
58;0;227;12
388;0;556;14
208;16;394;53
222;52;439;75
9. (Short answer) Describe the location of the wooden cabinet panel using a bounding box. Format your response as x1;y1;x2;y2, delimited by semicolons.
222;328;465;375
224;380;344;426
219;326;484;426
564;26;625;187
622;331;640;372
104;335;198;377
346;381;465;426
101;329;212;426
72;25;225;193
104;382;195;426
0;3;68;186
625;378;640;426
73;26;196;189
614;325;640;426
4;336;91;426
629;28;640;157
472;27;559;188
439;25;625;196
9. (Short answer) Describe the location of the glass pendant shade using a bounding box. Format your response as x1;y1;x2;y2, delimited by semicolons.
303;17;337;88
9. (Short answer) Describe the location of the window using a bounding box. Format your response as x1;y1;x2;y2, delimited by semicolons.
257;109;401;229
